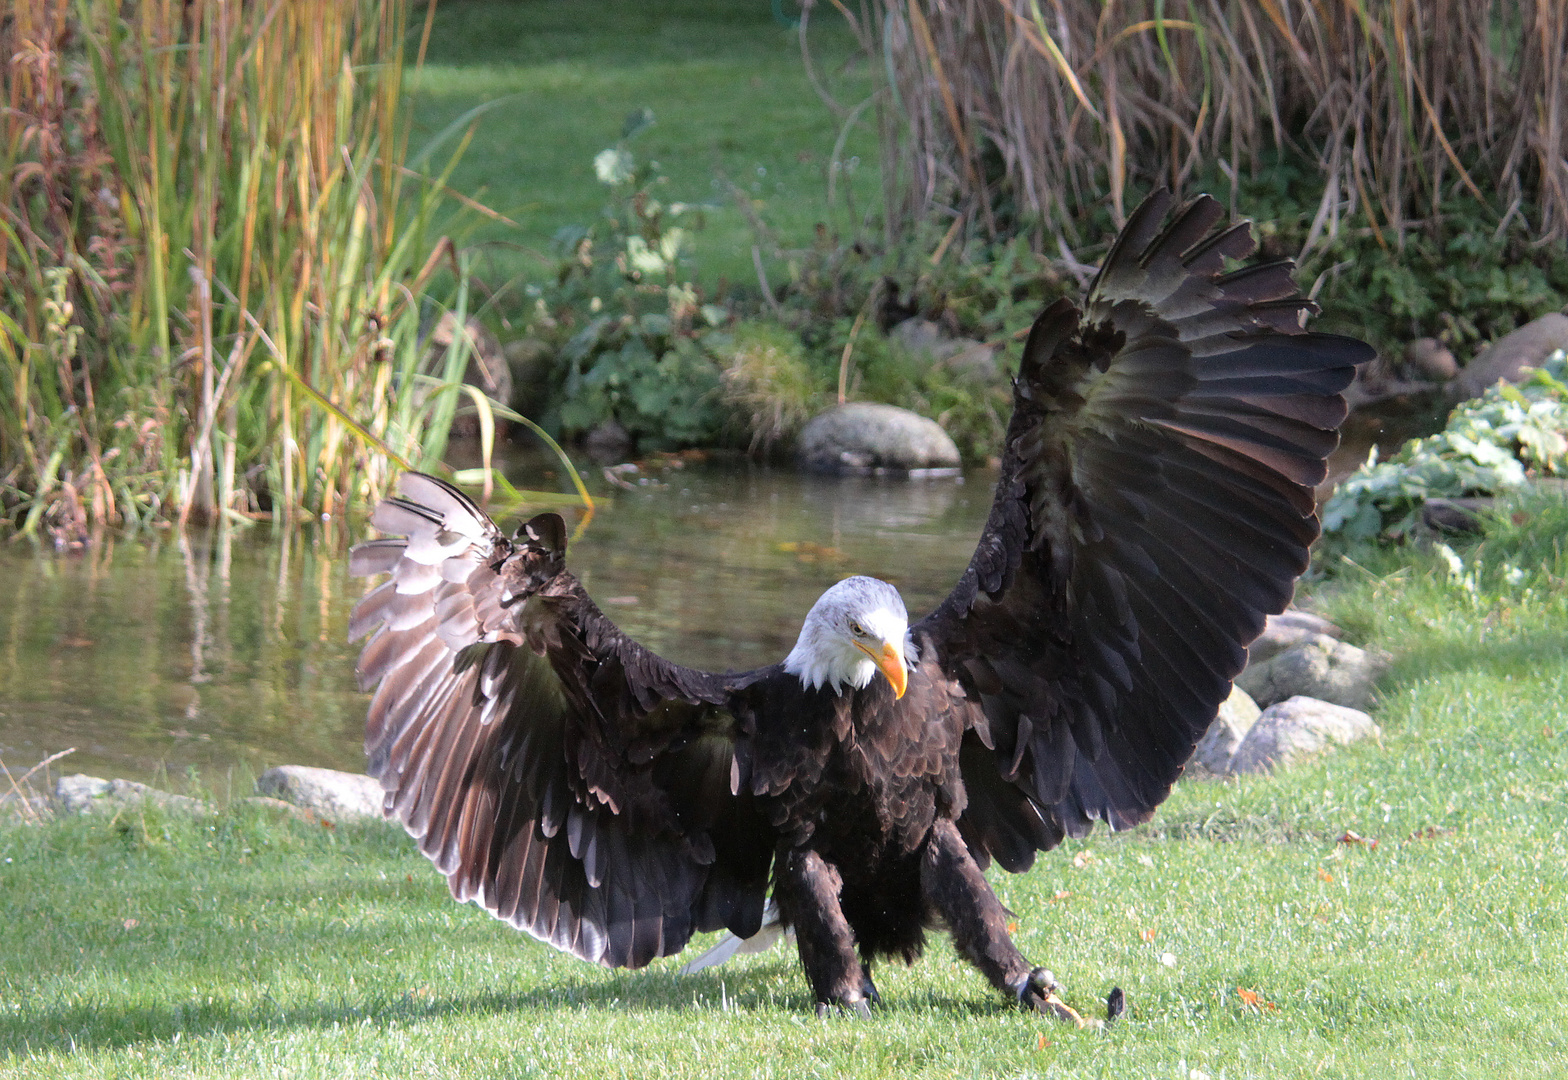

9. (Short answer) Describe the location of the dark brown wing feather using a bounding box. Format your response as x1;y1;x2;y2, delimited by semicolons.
351;473;775;967
916;191;1369;871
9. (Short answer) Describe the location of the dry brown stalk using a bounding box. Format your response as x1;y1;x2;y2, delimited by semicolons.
831;0;1568;250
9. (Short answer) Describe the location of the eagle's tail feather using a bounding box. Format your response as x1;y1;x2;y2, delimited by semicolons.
678;901;787;973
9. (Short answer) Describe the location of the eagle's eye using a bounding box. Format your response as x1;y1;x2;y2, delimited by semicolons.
848;619;865;636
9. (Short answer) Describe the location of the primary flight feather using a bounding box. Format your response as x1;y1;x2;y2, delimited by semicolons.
350;191;1369;1018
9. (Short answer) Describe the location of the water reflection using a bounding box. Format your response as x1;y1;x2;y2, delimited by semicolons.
0;520;370;789
0;458;992;788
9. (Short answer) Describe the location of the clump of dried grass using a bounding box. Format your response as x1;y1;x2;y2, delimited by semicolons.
818;0;1568;253
718;321;822;455
0;748;73;824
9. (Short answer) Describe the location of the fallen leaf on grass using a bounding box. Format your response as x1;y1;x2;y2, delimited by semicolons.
122;918;138;930
1007;920;1019;934
1051;890;1071;902
1408;825;1455;841
1317;867;1335;883
1140;928;1157;942
1337;830;1379;849
1036;1033;1050;1049
1236;986;1280;1012
1071;850;1095;869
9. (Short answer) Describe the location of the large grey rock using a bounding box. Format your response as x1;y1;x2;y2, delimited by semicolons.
1227;696;1380;774
55;774;212;816
796;402;961;475
1405;337;1458;382
255;766;384;822
1189;685;1262;773
503;336;554;417
1450;313;1568;401
890;318;953;356
1341;338;1455;410
1247;609;1342;667
1235;634;1384;710
584;417;633;463
1421;496;1495;535
889;318;1002;381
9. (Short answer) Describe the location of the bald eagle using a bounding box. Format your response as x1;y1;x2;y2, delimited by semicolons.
349;191;1368;1019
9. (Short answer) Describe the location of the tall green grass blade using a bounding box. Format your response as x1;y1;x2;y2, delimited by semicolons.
2;0;490;528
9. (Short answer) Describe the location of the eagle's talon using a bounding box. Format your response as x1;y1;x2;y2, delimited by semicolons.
1014;966;1058;1001
1017;968;1084;1026
1026;989;1086;1026
860;965;881;1007
1031;967;1062;995
816;991;873;1019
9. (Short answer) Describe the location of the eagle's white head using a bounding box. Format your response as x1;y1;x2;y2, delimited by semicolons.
783;575;915;698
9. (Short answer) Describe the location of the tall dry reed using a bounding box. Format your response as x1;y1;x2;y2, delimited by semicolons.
2;0;483;537
820;0;1568;255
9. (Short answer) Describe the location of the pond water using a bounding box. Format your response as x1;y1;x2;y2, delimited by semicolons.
0;454;993;792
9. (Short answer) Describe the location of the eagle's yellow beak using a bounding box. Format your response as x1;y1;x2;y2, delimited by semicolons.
857;639;908;699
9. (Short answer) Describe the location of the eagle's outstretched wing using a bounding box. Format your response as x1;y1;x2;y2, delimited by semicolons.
350;474;775;967
915;191;1368;872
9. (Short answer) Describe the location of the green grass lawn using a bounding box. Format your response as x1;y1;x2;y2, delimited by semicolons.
410;0;881;293
3;501;1566;1078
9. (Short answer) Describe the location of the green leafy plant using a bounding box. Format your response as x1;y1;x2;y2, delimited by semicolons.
554;316;725;450
523;116;736;450
1321;350;1568;552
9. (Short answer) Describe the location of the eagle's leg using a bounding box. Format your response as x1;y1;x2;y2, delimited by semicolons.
777;849;873;1018
921;820;1085;1025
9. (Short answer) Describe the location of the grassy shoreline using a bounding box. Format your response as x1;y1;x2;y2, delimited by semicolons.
8;0;1567;533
